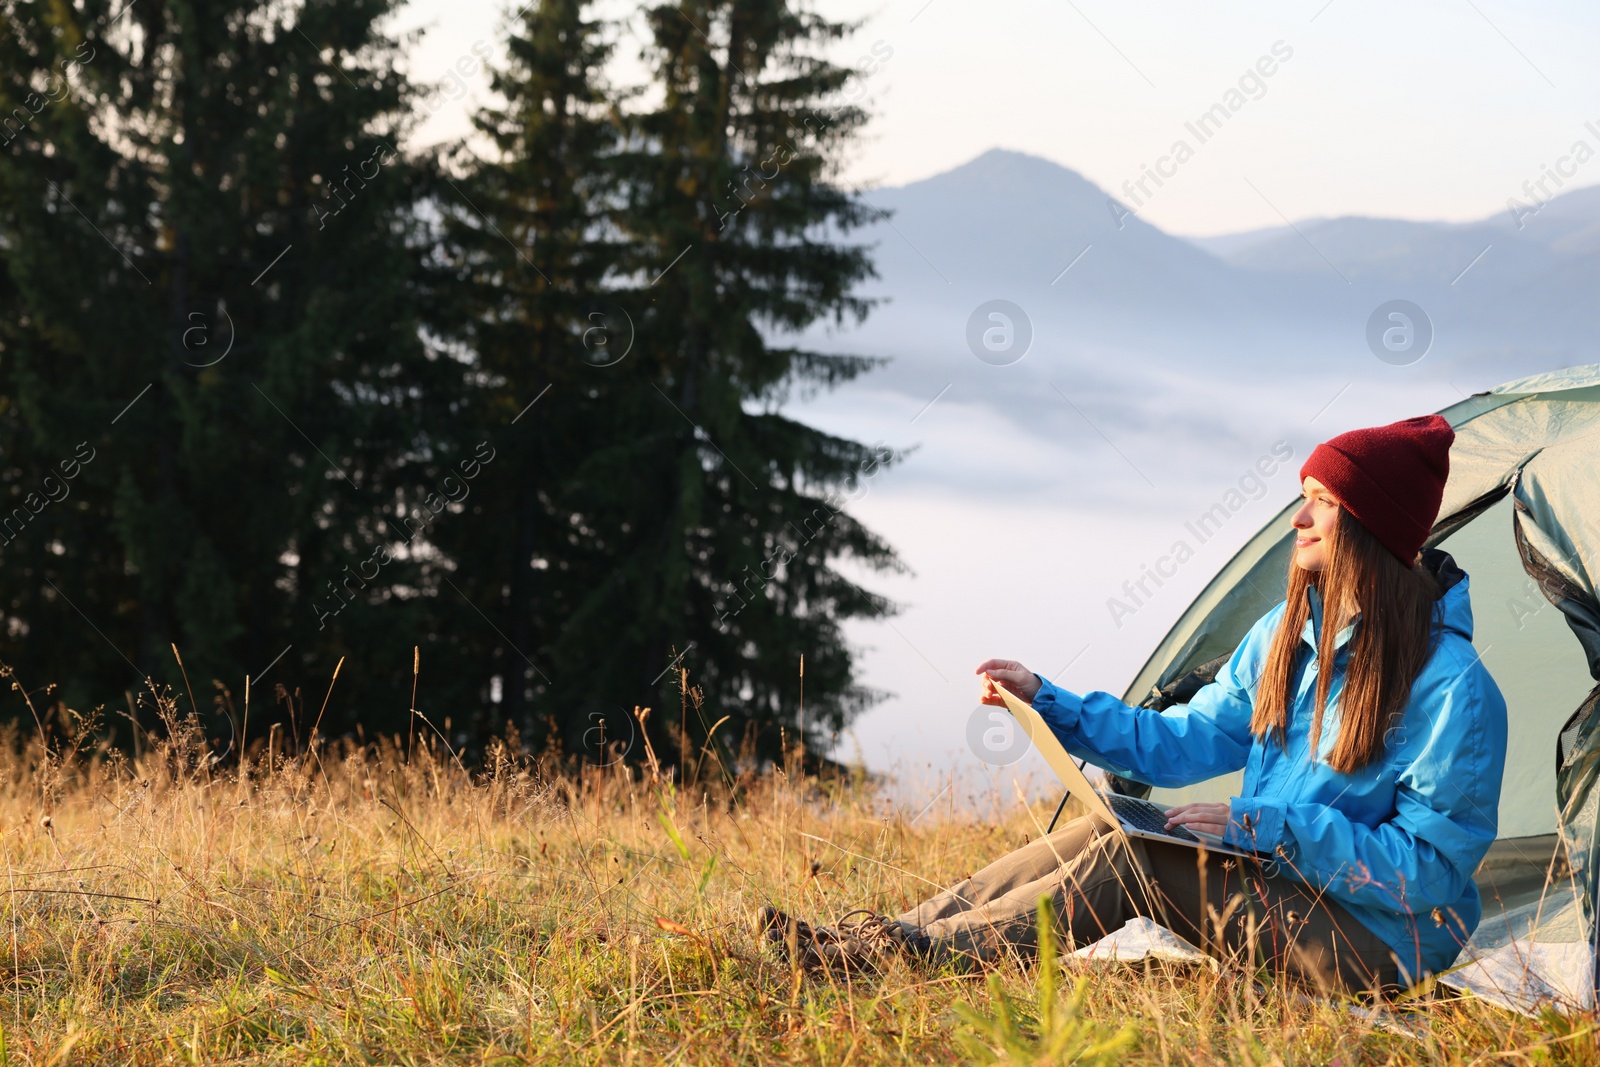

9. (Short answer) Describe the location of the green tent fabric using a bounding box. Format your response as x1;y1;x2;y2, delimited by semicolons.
1120;364;1600;1012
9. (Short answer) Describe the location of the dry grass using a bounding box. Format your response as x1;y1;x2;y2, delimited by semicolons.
0;685;1596;1065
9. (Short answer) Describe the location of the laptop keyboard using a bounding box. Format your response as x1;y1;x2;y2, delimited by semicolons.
1105;792;1201;844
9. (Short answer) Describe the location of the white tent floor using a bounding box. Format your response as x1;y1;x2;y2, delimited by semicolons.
1443;834;1594;1013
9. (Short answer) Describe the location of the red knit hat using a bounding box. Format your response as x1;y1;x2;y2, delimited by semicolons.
1299;414;1455;565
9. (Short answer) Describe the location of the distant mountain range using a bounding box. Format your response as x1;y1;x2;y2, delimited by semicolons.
1187;185;1600;284
792;149;1598;505
839;149;1600;385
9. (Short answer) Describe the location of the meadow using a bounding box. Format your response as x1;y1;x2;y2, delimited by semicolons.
1;679;1595;1065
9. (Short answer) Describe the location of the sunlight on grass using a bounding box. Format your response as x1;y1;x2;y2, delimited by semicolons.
0;684;1595;1064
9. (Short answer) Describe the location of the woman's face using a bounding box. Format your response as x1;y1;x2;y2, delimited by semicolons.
1291;475;1341;572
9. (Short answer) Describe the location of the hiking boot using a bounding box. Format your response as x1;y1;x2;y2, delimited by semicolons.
756;905;927;973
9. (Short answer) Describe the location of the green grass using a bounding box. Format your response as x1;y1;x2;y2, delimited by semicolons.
1;694;1596;1065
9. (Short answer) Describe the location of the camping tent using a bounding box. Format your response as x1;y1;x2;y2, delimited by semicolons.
1122;363;1600;1013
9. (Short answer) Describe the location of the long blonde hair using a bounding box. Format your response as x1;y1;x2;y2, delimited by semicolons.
1251;508;1442;773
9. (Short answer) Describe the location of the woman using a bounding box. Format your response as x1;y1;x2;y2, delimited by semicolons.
759;415;1507;994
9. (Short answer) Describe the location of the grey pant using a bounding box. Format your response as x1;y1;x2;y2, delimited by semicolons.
896;814;1400;994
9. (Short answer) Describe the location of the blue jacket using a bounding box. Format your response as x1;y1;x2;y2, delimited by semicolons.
1032;569;1507;980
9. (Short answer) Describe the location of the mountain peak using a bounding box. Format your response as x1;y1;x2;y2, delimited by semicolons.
899;148;1110;208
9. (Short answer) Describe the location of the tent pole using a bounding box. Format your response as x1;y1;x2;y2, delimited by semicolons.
1046;791;1070;833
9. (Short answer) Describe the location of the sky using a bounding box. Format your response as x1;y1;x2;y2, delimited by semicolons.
392;0;1600;235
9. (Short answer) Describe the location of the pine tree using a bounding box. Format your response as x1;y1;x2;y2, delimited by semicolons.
426;0;630;750
435;0;899;764
0;0;447;739
569;0;901;763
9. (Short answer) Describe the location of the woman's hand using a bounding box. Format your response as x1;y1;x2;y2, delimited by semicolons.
975;659;1041;706
1163;801;1233;837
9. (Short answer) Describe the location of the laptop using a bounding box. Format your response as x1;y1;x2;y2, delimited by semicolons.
987;677;1257;859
